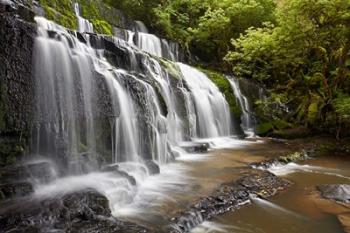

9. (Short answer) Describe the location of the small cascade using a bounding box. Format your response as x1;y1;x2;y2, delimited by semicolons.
178;63;232;138
114;20;181;61
136;32;163;57
135;20;148;33
74;3;93;33
228;76;255;137
99;69;140;163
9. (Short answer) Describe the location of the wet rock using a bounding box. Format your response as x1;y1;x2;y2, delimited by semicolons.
0;189;150;233
76;32;87;44
101;164;137;185
250;151;308;169
1;161;56;183
0;181;33;199
180;142;209;153
168;170;291;233
317;184;350;203
144;160;160;175
0;0;36;169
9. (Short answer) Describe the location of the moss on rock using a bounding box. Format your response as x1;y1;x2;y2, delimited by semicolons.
278;152;305;164
91;19;113;35
39;0;77;29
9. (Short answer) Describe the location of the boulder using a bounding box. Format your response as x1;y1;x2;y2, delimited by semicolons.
144;160;160;175
180;142;209;153
317;184;350;203
0;189;150;232
101;164;137;185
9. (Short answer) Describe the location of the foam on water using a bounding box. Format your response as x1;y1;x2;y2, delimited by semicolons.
193;137;258;150
267;162;350;180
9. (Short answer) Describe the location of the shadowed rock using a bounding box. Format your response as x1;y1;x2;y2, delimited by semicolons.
0;189;150;233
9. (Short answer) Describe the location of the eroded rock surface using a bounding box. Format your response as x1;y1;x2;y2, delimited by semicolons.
168;170;291;233
0;189;150;233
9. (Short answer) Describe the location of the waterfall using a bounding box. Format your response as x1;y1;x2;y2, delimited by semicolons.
228;77;255;137
30;11;242;220
178;63;232;138
116;20;181;61
74;3;93;33
33;17;98;174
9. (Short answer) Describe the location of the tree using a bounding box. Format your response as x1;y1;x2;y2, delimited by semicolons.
225;0;350;137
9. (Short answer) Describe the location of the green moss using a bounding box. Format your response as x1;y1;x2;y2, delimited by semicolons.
278;152;304;164
307;102;319;125
200;69;242;117
272;119;292;130
271;127;312;139
0;141;25;167
78;0;100;19
256;122;273;135
159;59;182;79
39;0;115;34
91;19;113;35
40;0;77;30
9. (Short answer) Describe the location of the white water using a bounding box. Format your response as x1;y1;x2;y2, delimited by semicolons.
74;3;93;33
267;162;350;180
228;77;255;137
30;14;254;227
34;17;99;173
118;20;180;61
178;63;232;138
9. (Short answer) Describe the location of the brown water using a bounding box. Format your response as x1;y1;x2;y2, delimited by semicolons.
118;138;349;233
191;143;350;233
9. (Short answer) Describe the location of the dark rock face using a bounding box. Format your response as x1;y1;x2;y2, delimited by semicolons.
250;151;308;170
318;184;350;203
0;1;36;167
102;164;137;185
168;170;291;233
180;142;209;153
0;189;150;233
144;160;160;175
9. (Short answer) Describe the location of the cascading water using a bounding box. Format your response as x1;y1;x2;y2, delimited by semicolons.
28;6;243;228
116;20;181;61
178;63;232;138
74;3;93;33
33;18;99;174
228;76;255;137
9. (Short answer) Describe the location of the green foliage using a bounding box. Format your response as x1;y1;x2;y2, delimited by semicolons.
91;19;113;35
256;122;273;135
226;0;350;137
153;0;276;62
39;0;77;29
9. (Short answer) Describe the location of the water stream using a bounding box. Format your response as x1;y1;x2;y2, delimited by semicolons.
193;150;350;233
1;3;348;233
